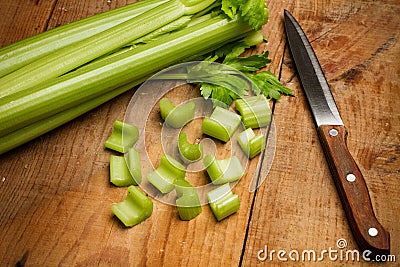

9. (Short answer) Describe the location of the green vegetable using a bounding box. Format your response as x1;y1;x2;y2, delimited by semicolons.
0;0;168;79
0;79;143;155
111;185;153;227
0;0;282;154
130;15;193;45
201;106;241;142
221;0;269;30
156;30;267;107
159;98;195;128
146;154;186;193
175;179;202;220
237;128;266;159
126;148;142;184
0;13;253;139
207;183;240;221
203;155;245;184
0;0;219;98
212;30;265;61
247;70;295;100
110;155;135;187
235;95;270;129
178;132;203;163
104;120;139;153
197;32;294;106
110;148;142;186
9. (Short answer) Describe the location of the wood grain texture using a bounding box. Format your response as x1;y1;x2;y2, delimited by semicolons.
0;0;399;266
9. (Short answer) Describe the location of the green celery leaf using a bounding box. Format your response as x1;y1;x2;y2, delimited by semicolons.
247;71;294;100
215;41;250;60
224;51;271;72
206;84;237;107
221;0;267;30
200;83;213;99
221;0;238;19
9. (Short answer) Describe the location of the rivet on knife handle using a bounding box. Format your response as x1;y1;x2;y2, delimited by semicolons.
318;125;390;255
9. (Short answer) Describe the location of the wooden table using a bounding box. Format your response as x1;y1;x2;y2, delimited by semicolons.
0;0;399;266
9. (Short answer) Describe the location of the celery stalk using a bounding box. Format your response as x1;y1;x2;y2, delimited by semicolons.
129;16;193;45
0;79;143;155
111;185;153;227
0;14;253;138
0;0;219;98
0;0;168;78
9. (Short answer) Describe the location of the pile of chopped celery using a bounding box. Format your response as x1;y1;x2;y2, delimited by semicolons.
0;0;293;155
106;89;280;226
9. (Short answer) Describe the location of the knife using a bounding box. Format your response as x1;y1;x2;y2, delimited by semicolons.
283;10;390;256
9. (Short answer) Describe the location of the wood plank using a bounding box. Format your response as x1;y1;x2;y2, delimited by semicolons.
241;0;400;265
0;0;57;47
0;0;399;266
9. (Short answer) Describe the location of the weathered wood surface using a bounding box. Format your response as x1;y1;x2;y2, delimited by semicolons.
0;0;399;266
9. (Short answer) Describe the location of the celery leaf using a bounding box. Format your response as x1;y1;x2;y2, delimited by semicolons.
221;0;267;30
224;51;271;72
247;71;294;99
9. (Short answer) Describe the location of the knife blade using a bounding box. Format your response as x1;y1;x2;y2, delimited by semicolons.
284;10;390;256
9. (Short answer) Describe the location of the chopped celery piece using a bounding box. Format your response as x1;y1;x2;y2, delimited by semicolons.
126;148;142;184
159;98;195;128
110;148;141;186
235;95;271;129
104;120;139;153
175;179;202;220
178;132;203;164
237;128;266;159
146;154;186;194
110;148;142;186
203;155;244;184
111;185;153;227
176;196;202;220
201;106;241;142
175;179;197;197
207;183;240;221
110;155;134;187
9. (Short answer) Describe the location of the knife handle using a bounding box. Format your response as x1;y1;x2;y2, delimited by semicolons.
317;125;390;256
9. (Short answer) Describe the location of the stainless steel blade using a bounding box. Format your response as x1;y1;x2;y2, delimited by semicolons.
284;10;343;126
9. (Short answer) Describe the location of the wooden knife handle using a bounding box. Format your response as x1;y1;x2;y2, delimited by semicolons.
317;125;390;256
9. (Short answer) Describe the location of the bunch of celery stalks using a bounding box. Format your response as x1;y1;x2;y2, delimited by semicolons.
0;0;291;155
